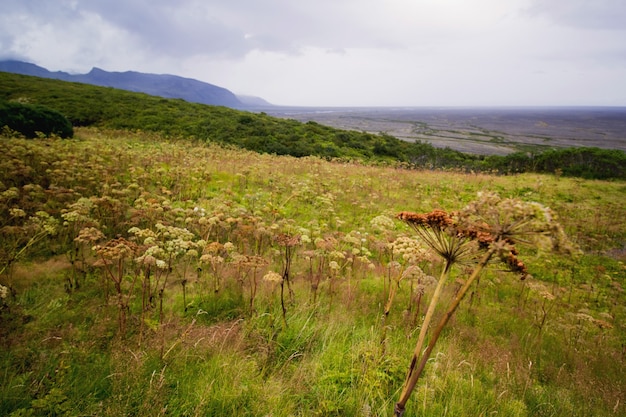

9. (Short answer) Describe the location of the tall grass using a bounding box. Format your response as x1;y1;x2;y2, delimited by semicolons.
0;128;624;416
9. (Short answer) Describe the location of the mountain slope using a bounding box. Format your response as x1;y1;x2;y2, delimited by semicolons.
0;60;245;108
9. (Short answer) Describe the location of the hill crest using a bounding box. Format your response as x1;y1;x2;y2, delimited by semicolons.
0;60;267;109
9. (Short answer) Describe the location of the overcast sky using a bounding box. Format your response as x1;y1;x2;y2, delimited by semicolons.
1;0;625;107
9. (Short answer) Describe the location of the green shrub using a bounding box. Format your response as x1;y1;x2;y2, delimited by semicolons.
0;101;73;138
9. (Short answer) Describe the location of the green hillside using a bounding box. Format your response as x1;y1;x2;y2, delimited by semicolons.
2;71;625;179
0;72;467;163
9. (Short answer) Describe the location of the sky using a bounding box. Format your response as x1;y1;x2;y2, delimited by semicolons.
1;0;625;107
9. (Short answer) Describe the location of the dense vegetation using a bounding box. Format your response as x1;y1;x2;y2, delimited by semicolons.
0;100;73;138
1;71;625;179
0;129;624;416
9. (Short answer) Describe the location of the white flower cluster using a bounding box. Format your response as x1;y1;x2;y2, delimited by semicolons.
30;211;59;236
388;236;430;265
0;284;8;300
370;214;396;233
61;198;95;226
263;271;283;283
0;187;20;202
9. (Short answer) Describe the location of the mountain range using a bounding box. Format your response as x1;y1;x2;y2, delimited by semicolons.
0;60;272;109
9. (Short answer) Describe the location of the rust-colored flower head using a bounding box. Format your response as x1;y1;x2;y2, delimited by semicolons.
94;237;138;260
275;233;302;247
397;209;479;266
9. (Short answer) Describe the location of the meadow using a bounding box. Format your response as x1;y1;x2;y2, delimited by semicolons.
0;128;625;416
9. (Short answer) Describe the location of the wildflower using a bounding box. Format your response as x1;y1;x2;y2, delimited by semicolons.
0;284;8;300
138;254;157;266
9;208;26;218
74;227;105;244
401;265;426;280
394;193;574;416
263;271;283;283
371;214;396;232
397;209;476;268
275;233;301;247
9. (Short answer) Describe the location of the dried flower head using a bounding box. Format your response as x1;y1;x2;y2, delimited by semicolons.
398;193;575;279
94;237;138;260
275;233;302;247
397;209;477;267
263;271;283;283
75;227;105;245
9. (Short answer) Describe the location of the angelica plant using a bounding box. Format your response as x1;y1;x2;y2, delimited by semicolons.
274;233;301;327
379;235;433;357
393;192;576;416
232;253;269;315
61;198;99;291
199;241;228;294
93;237;139;336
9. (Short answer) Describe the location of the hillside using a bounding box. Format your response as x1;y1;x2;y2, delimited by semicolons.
0;71;477;163
0;129;624;416
1;71;625;179
0;60;244;108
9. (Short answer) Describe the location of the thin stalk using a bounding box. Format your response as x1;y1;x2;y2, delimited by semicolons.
380;272;401;357
395;258;451;412
395;246;496;416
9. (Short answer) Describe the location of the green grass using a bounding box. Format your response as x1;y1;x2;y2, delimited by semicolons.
0;129;624;416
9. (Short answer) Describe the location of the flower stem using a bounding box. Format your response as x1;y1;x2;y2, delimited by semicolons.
395;246;496;416
395;259;452;412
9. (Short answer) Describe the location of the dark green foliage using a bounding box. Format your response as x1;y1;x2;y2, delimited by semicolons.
485;147;626;180
0;101;73;138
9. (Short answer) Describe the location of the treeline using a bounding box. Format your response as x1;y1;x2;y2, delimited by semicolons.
484;148;626;180
1;72;624;179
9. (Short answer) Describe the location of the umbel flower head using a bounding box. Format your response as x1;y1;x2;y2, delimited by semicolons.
396;209;479;269
457;192;577;255
394;193;575;416
397;193;575;278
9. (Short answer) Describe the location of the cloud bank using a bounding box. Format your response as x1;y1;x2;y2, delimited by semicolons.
1;0;625;106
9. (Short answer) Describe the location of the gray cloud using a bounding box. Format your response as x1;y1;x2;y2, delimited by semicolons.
527;0;626;30
1;0;624;106
69;0;394;58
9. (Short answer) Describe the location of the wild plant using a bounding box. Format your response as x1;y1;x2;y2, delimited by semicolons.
0;209;58;292
388;236;438;328
274;233;301;327
74;225;105;278
341;229;375;282
199;241;228;294
60;198;99;291
306;235;338;306
231;253;269;315
379;236;436;357
393;192;575;416
130;223;196;321
93;237;139;336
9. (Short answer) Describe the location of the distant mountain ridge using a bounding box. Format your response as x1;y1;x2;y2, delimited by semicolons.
0;60;271;109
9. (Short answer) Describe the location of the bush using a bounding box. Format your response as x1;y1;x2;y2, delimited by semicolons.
0;101;73;138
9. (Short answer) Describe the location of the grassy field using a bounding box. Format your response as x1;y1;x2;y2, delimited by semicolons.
1;128;625;416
